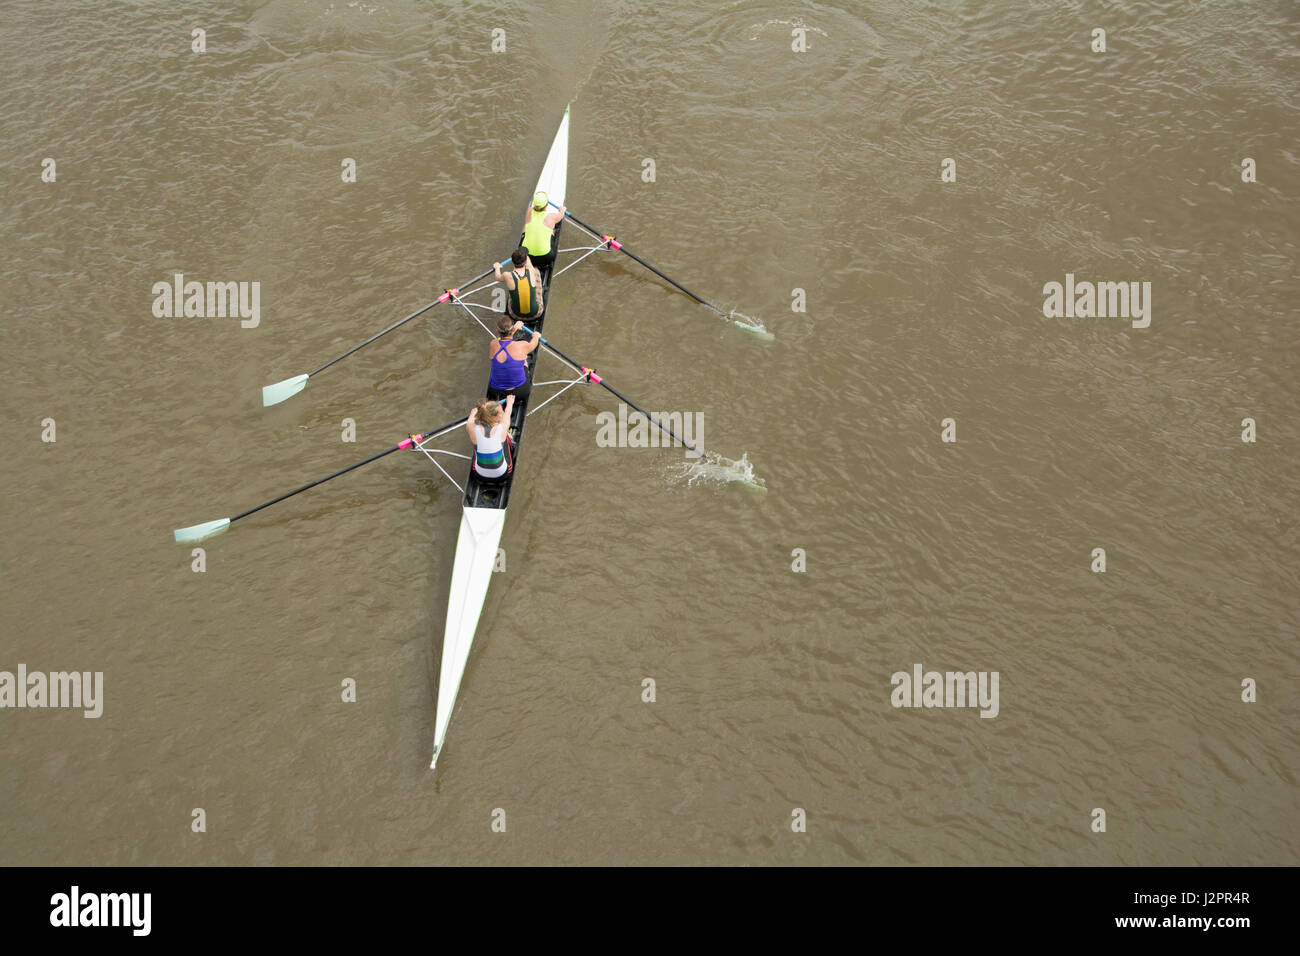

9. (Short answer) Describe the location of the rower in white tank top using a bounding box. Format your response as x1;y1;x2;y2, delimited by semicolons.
465;393;515;479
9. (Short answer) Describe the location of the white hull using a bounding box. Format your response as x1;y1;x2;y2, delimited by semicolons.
431;506;505;768
537;106;569;207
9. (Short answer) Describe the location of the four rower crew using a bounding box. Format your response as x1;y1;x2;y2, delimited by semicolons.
467;393;515;480
493;248;542;320
521;190;565;274
463;192;564;482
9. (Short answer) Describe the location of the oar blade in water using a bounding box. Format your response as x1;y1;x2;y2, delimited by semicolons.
736;321;775;342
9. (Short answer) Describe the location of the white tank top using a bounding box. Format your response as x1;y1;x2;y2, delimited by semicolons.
473;422;508;478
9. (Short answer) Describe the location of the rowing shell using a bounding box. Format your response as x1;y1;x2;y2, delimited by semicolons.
431;106;569;770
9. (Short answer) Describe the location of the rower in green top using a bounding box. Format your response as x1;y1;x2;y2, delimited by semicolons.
521;190;565;275
493;248;543;321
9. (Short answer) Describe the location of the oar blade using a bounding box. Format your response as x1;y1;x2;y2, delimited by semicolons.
173;518;231;544
725;308;773;340
262;374;309;407
736;322;775;342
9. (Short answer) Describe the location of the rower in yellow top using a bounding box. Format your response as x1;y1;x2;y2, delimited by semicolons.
520;190;565;275
493;247;543;321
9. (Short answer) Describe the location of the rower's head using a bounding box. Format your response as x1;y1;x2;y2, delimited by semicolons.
474;399;502;424
497;315;514;337
532;191;548;212
510;247;527;267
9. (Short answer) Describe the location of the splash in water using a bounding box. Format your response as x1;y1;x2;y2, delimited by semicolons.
671;451;766;491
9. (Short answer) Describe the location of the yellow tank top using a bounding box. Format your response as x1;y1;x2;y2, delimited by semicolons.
522;208;552;256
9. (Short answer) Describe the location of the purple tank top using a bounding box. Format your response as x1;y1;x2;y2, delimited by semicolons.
488;338;527;389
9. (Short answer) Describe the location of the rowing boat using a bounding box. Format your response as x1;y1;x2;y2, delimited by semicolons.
173;104;765;772
430;106;570;770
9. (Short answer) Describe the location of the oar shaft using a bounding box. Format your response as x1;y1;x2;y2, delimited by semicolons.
308;268;496;377
518;326;703;457
588;375;700;456
230;416;468;524
561;210;727;318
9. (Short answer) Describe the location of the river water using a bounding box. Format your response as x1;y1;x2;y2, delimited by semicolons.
1;0;1296;864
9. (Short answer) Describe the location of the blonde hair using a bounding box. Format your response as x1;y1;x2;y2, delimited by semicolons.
474;399;501;425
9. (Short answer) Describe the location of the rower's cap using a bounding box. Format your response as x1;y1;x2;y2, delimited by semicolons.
533;191;548;210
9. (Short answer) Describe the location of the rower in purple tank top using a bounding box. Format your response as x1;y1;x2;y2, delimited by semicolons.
487;314;540;401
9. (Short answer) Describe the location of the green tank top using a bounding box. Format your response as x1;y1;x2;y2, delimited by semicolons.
522;208;552;257
508;268;540;318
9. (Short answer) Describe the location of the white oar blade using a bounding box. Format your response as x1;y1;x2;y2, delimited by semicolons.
728;311;774;341
262;374;309;407
173;518;231;544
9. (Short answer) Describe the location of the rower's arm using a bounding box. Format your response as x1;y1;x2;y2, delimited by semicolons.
464;416;477;441
521;331;542;354
543;204;565;227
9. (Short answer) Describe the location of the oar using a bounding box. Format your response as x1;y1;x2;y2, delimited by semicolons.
173;416;469;543
518;325;702;457
519;324;765;488
261;266;502;406
556;206;773;340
